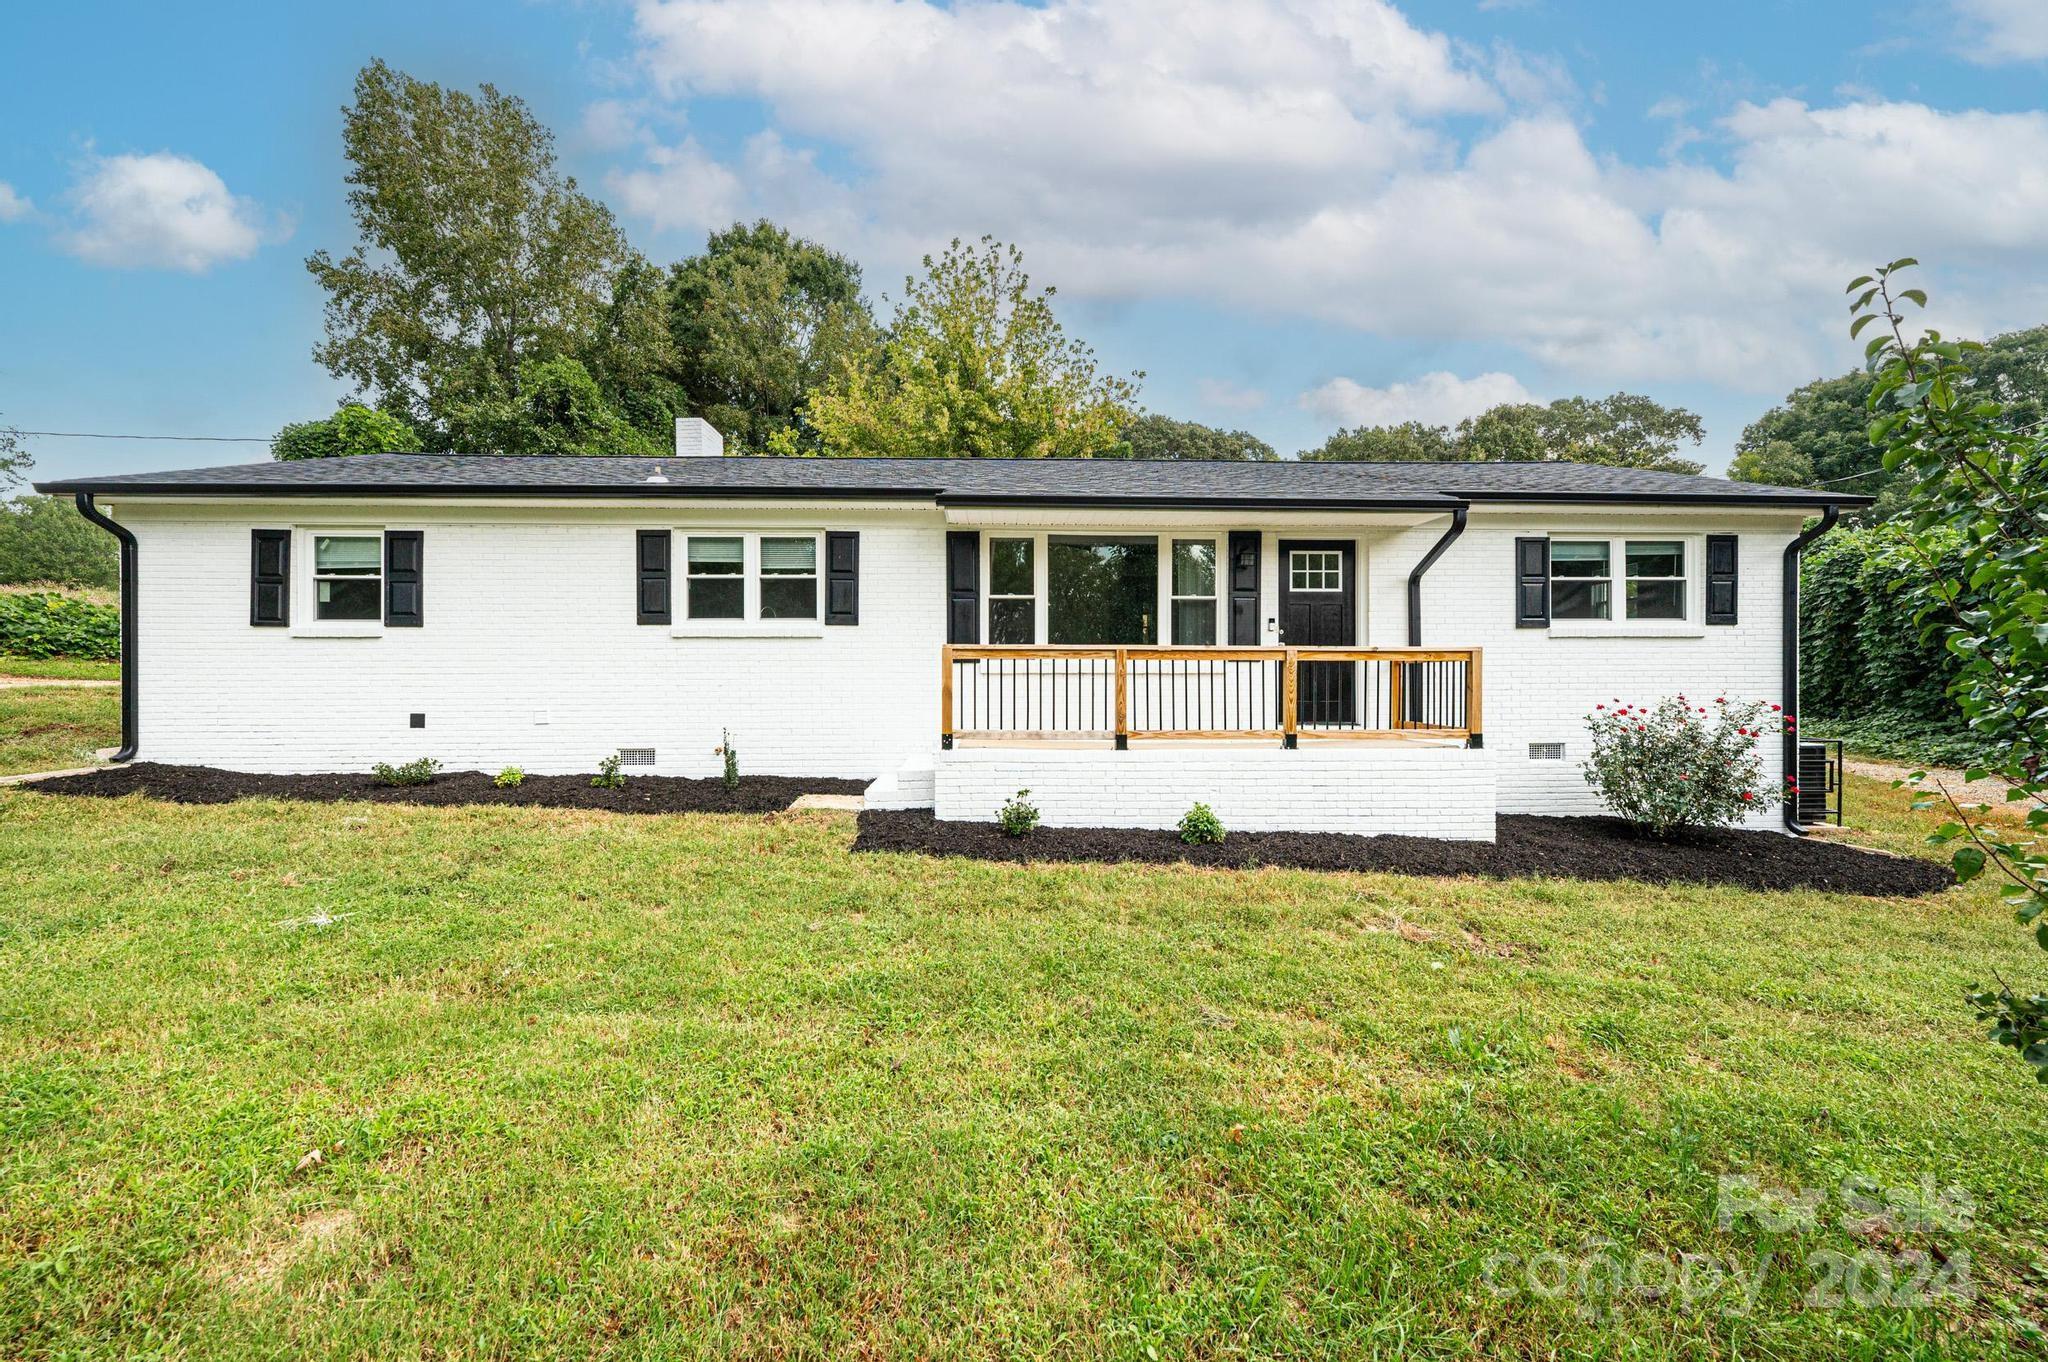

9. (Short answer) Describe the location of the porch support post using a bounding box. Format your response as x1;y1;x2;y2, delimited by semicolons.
1281;647;1299;749
1113;647;1129;750
1465;647;1484;748
940;644;955;750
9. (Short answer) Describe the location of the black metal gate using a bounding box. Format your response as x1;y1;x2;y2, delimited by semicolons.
1796;739;1843;826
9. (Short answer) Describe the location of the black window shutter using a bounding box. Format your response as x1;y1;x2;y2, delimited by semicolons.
946;530;980;644
1514;536;1550;628
384;530;424;627
825;531;860;625
1227;531;1261;645
1705;533;1738;625
636;530;671;625
250;529;290;627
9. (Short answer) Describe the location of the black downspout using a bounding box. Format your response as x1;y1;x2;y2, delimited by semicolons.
73;493;137;762
1782;504;1839;833
1406;505;1473;744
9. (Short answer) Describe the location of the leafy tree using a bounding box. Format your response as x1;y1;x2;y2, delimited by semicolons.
272;403;419;461
803;236;1142;459
1117;413;1274;461
306;60;646;449
1731;324;2048;518
0;416;27;492
1299;394;1704;472
1852;262;2048;1081
1300;421;1458;462
583;255;685;450
0;495;118;587
668;221;880;455
444;356;661;457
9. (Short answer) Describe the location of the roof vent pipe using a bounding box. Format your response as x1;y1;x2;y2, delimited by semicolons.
673;417;725;458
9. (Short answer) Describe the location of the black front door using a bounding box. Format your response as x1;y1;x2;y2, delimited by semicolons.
1278;539;1357;725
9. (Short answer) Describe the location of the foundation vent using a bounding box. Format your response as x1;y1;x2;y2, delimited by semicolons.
618;747;657;766
1528;742;1566;761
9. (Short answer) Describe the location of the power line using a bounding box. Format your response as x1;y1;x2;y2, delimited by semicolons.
8;429;270;443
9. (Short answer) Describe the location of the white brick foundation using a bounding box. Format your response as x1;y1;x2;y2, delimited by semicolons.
931;742;1497;840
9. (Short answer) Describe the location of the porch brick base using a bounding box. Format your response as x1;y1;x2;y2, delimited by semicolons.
929;743;1497;841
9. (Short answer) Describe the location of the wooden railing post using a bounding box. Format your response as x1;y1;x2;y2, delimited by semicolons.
1113;647;1130;750
1281;647;1299;748
940;644;955;748
1465;647;1483;747
1388;660;1405;732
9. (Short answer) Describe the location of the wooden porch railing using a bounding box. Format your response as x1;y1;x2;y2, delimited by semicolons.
940;645;1482;749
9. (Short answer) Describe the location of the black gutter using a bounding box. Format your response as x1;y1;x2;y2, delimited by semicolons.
934;494;1455;512
1453;490;1873;509
1782;505;1840;833
72;493;137;762
1407;506;1467;645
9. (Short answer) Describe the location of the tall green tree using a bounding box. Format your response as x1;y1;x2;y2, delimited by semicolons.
0;495;119;588
1730;323;2048;518
444;356;661;457
306;60;654;451
1300;421;1458;462
272;403;419;461
1299;393;1704;472
1116;414;1274;461
0;416;29;491
668;221;879;455
803;237;1142;459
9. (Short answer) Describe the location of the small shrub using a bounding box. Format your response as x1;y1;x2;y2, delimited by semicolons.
715;729;739;792
1582;695;1783;838
372;756;441;787
996;789;1040;837
1178;802;1226;845
0;591;120;660
493;766;525;789
592;753;626;789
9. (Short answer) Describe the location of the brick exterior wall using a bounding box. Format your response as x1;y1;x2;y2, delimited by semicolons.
933;744;1498;840
110;499;1807;834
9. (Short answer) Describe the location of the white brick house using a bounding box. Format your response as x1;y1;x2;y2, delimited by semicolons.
43;433;1864;842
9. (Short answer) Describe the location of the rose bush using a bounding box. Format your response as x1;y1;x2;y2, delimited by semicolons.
1581;695;1788;838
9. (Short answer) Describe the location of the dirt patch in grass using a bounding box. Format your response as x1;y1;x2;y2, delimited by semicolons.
216;1207;358;1291
853;809;1954;898
26;761;869;814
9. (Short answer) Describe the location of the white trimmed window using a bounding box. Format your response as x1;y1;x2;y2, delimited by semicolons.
1550;541;1611;620
759;536;818;619
313;534;382;621
988;537;1035;644
1171;539;1219;645
1624;540;1685;620
686;535;745;619
681;531;825;624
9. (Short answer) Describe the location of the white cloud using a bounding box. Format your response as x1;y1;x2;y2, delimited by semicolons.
59;152;270;272
579;98;646;152
1952;0;2048;63
1299;370;1534;428
1195;377;1268;413
609;1;2048;394
0;181;30;223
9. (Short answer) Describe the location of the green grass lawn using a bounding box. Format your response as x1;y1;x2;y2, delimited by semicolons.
1;740;2044;1356
0;655;121;682
0;684;118;775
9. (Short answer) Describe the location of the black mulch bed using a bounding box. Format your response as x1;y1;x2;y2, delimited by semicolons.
25;762;868;815
853;810;1954;898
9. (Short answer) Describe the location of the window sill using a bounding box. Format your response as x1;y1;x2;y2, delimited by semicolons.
290;624;384;639
670;621;825;639
1547;621;1706;639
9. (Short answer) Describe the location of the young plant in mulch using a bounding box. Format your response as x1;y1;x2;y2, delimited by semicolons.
591;753;626;790
1581;696;1786;839
1178;802;1226;845
494;766;525;789
996;789;1040;837
372;756;442;788
715;730;740;793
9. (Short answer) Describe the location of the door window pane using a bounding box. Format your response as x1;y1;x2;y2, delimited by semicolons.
1048;536;1158;644
1289;550;1341;592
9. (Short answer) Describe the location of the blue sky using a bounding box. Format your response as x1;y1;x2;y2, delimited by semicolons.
5;0;2046;483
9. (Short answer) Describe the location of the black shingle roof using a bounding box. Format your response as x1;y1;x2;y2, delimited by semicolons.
37;453;1867;508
